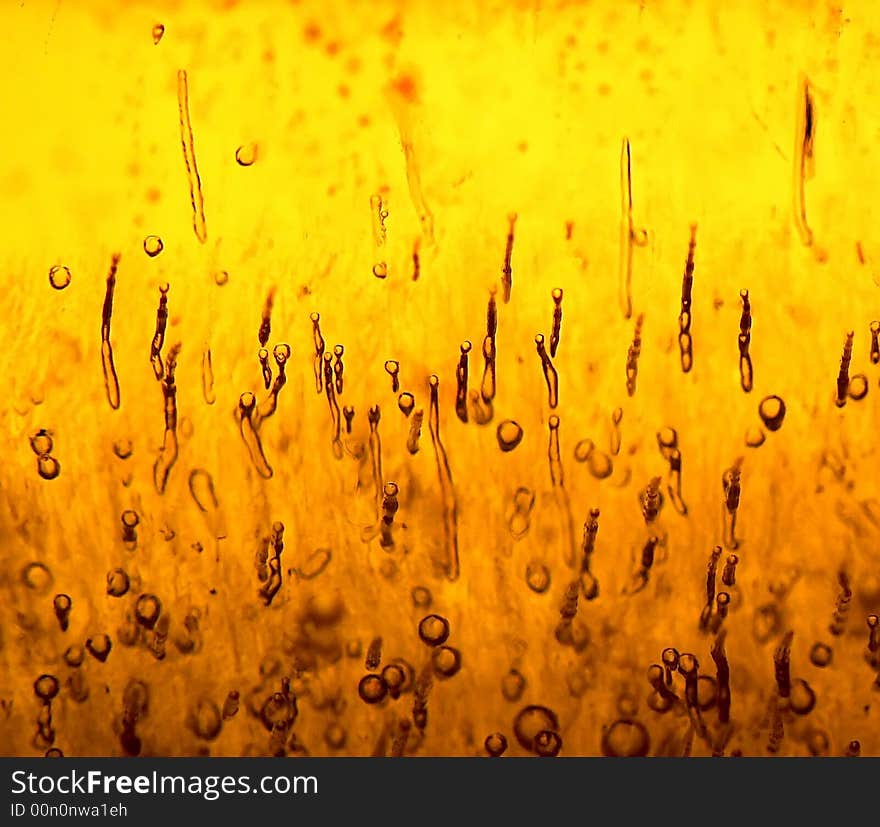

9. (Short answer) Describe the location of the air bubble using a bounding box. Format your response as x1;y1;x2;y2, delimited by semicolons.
758;395;786;431
86;634;112;663
143;235;164;257
849;374;868;401
151;23;165;44
214;270;229;286
484;732;508;757
37;455;61;480
809;642;832;668
497;420;524;452
513;705;559;752
534;729;562;757
357;674;388;704
501;669;526;702
411;586;432;608
431;646;462;679
30;429;54;456
600;718;650;757
188;699;222;740
398;392;415;416
235;143;258;166
48;265;71;290
106;568;130;598
418;614;450;647
525;561;551;594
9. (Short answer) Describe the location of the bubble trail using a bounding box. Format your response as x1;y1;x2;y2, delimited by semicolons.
548;415;576;569
835;331;854;408
259;348;272;390
773;631;794;698
343;405;355;434
365;637;383;671
201;347;215;405
870;321;879;365
619;137;647;320
177;69;207;244
364;405;384;518
722;458;743;550
153;343;181;494
793;76;815;247
535;334;559;409
333;345;344;394
738;289;753;393
385;360;400;393
100;253;122;411
311;312;325;394
829;570;852;636
722;554;738;587
258;522;284;606
237;392;273;479
549;288;563;357
625;313;644;397
150;284;169;381
481;291;497;405
579;508;600;600
370;194;388;247
711;631;731;725
407;409;423;455
699;546;723;631
255;344;290;427
259;288;275;348
501;213;517;303
428;376;459;581
679;224;697;372
412;238;421;281
379;482;399;548
455;342;470;423
325;354;343;458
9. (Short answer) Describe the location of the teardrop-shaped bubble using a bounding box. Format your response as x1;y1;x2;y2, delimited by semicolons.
235;143;258;166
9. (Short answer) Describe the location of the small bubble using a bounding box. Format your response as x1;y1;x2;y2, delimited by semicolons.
398;392;415;416
758;395;786;431
45;748;63;758
297;548;332;580
849;374;869;401
381;664;405;696
484;732;508;757
34;674;60;701
525;561;551;594
48;265;71;290
601;718;650;757
501;669;526;702
745;426;766;448
235;143;258;166
357;674;388;704
37;455;61;480
86;634;112;663
29;429;54;456
696;675;717;711
513;705;559;752
372;262;388;279
121;510;139;529
222;691;240;720
151;23;165;44
431;645;462;679
63;644;85;668
418;614;450;647
214;270;229;286
807;728;830;756
188;699;222;740
809;642;832;668
846;739;861;757
497;420;524;452
324;722;347;749
22;562;53;593
534;729;562;757
113;438;133;459
135;594;162;630
411;586;432;608
573;438;594;462
143;235;164;257
106;568;130;598
789;679;817;715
